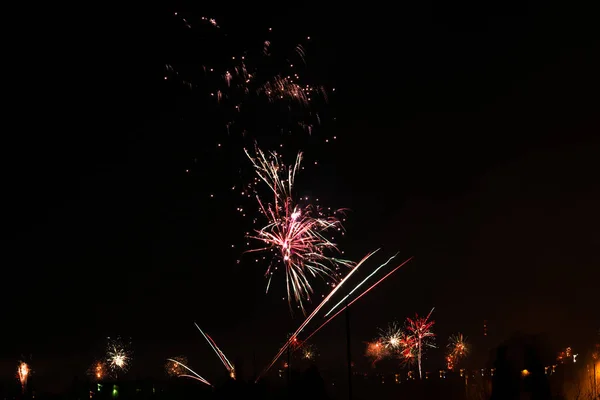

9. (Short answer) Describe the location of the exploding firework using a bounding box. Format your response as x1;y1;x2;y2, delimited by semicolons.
300;343;318;361
245;146;353;312
365;341;390;366
446;333;469;370
404;308;436;379
165;356;188;377
87;361;106;381
17;362;29;393
105;337;132;378
379;322;404;350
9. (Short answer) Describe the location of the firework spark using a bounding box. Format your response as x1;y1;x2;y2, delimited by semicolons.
245;146;353;312
165;356;188;377
404;308;436;379
17;362;29;393
165;13;330;139
301;343;318;361
446;333;469;370
105;337;132;378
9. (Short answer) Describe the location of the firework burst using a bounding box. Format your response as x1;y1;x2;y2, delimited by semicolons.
87;361;106;381
365;341;390;367
446;333;469;370
17;362;29;393
105;337;132;378
165;356;188;377
379;322;404;350
404;308;436;379
245;145;353;312
300;343;318;361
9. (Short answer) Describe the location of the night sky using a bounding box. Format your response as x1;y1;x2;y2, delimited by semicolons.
3;2;599;392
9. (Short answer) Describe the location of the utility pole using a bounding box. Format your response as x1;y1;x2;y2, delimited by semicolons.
345;299;353;400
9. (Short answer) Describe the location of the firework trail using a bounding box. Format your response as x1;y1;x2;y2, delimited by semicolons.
257;250;378;382
105;337;132;378
324;252;400;317
446;333;469;370
245;145;353;312
167;358;212;386
404;308;436;379
17;362;29;393
165;356;188;377
299;256;414;346
365;341;390;366
194;323;236;379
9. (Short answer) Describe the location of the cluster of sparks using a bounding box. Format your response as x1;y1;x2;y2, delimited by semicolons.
165;356;188;377
104;337;132;378
446;333;469;370
87;360;105;381
244;145;353;312
17;362;29;393
369;308;436;379
166;13;331;140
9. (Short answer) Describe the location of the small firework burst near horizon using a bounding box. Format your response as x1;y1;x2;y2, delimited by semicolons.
165;356;188;377
87;360;106;381
244;145;353;313
105;337;132;378
446;333;469;370
365;341;390;367
17;361;29;393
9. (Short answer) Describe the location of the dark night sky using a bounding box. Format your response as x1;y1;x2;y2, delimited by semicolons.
2;1;599;392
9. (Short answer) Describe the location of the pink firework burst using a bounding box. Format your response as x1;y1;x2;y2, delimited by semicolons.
404;308;436;379
245;146;353;312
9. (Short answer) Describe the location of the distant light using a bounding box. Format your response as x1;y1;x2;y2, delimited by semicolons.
521;369;530;377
